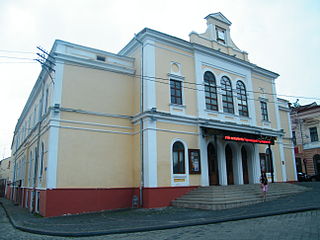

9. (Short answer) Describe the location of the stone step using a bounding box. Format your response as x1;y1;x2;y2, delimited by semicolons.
171;183;309;211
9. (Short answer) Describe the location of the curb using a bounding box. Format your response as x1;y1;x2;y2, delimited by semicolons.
1;200;320;237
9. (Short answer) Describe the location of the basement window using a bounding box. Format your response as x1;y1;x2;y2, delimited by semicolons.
96;55;106;62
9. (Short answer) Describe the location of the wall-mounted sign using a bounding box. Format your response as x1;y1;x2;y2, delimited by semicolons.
188;149;201;174
224;136;273;145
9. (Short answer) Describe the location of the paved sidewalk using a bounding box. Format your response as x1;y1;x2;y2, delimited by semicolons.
1;182;320;237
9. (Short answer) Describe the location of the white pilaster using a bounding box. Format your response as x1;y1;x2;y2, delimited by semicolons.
194;53;206;118
278;136;287;182
143;40;156;110
217;140;227;185
143;118;158;187
234;145;243;185
199;134;209;186
287;111;298;181
47;62;64;189
253;144;261;184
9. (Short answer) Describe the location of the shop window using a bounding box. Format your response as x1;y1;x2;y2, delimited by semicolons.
221;76;234;114
260;101;269;121
170;79;182;105
204;71;218;111
172;141;185;174
236;81;248;117
309;127;319;142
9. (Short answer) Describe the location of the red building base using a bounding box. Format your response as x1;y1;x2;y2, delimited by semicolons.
27;186;196;217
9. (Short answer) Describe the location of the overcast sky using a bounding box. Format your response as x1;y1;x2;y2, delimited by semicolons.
0;0;319;159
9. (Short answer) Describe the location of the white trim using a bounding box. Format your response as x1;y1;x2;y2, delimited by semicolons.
51;124;132;135
46;62;64;189
278;137;287;182
51;118;132;130
143;40;156;110
199;133;209;186
217;138;227;185
170;138;189;186
287;111;298;181
143;119;158;187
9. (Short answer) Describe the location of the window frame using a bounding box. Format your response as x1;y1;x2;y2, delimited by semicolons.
170;79;183;105
236;80;249;117
260;101;269;121
216;26;226;44
309;127;319;142
172;141;185;174
204;71;218;111
221;76;234;114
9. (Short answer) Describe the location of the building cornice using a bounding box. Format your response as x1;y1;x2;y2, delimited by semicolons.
120;28;279;80
132;110;283;137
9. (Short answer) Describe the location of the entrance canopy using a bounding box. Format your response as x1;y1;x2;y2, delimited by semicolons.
201;127;276;145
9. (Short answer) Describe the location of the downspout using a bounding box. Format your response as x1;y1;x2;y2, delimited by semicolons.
135;34;144;207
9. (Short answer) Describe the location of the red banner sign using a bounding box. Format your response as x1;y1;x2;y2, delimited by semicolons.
224;136;272;144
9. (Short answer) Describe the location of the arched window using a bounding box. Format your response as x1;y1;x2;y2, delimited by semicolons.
172;141;185;174
236;81;248;117
221;76;234;114
204;71;218;111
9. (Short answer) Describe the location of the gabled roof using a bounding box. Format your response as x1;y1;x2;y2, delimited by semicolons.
205;12;232;26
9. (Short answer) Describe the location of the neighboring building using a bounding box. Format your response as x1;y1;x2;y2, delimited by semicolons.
0;156;13;198
291;102;320;175
9;12;297;217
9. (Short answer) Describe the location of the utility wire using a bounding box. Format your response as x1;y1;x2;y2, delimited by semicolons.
1;54;319;102
0;55;36;61
0;49;35;54
61;61;320;103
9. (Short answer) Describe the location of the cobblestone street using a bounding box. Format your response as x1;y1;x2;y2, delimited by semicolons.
1;206;319;240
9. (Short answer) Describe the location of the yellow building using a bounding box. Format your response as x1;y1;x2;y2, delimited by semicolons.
10;13;296;217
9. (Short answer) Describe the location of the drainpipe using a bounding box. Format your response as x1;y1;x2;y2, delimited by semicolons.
135;34;144;207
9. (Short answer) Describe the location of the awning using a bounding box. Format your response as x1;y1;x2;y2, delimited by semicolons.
201;127;276;145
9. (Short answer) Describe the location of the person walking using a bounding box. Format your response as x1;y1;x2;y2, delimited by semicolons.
260;172;269;201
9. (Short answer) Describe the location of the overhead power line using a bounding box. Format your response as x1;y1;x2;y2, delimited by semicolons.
0;49;35;54
0;53;319;103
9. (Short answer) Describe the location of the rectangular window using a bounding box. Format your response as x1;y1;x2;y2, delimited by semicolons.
260;101;269;121
310;127;319;142
96;55;106;61
216;27;226;44
205;85;218;111
170;79;182;105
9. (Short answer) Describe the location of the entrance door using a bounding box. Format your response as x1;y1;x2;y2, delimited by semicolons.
241;147;249;184
225;145;234;185
207;143;219;185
